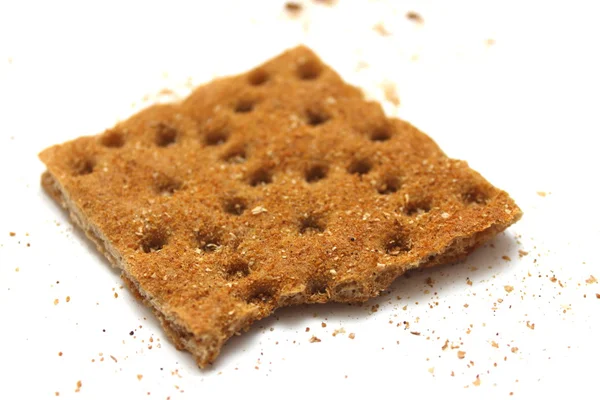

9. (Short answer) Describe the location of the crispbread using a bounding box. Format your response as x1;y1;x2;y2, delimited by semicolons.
39;45;522;367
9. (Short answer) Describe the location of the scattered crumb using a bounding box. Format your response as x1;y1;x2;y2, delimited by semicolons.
373;22;391;36
596;294;599;299
382;82;400;106
442;339;449;350
309;336;321;343
58;352;63;356
349;333;356;340
511;347;518;353
466;278;473;286
321;322;327;328
114;292;119;299
137;374;143;381
463;303;469;308
305;327;310;332
526;321;535;330
586;275;597;284
285;2;302;14
457;350;466;359
504;285;514;293
54;299;59;305
251;206;268;215
428;367;435;374
15;267;19;272
75;381;82;393
518;250;529;257
502;255;511;261
491;341;499;348
536;191;547;197
110;355;118;363
473;375;481;386
66;296;71;303
485;38;496;47
332;327;346;337
410;331;421;336
406;11;424;24
9;232;15;237
55;392;59;397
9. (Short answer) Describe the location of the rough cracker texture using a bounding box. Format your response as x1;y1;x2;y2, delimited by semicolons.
39;46;522;368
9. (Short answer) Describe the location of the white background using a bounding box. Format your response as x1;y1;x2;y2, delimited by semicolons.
1;1;599;399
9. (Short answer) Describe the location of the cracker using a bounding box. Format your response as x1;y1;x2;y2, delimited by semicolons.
39;46;521;367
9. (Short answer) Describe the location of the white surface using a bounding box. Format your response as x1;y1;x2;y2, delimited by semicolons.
1;1;599;399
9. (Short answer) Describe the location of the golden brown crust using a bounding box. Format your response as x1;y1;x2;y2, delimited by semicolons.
39;45;521;367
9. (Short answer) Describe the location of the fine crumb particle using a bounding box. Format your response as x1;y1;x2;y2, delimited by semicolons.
66;296;71;303
251;206;268;215
55;392;59;397
373;22;391;36
110;355;118;363
441;339;449;350
504;285;514;293
75;381;82;393
485;38;496;47
526;321;535;330
348;333;356;339
332;327;346;337
321;322;327;328
406;11;424;24
137;374;143;381
15;267;19;272
285;2;302;13
428;367;435;374
305;327;310;332
309;336;321;343
58;352;63;356
114;292;119;299
9;232;16;237
511;347;518;353
410;331;421;336
491;341;499;348
586;275;597;284
536;191;547;197
595;294;600;299
518;250;529;257
502;255;511;261
457;350;466;359
473;375;481;386
54;299;59;305
382;82;400;106
466;278;473;286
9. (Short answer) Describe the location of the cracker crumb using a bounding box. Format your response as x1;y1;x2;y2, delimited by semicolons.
428;367;435;374
596;293;600;299
441;339;449;350
137;374;143;381
518;250;529;257
285;2;302;13
54;299;59;305
504;285;514;293
406;11;424;24
110;355;118;363
410;331;421;336
511;347;518;353
373;22;391;37
309;336;321;343
457;350;466;359
55;392;59;396
466;278;473;286
348;333;355;339
473;375;481;386
332;327;346;336
526;321;535;330
15;267;19;272
114;292;119;298
382;82;400;106
586;275;597;284
485;38;496;47
305;327;310;332
502;255;511;261
321;322;327;328
536;191;547;197
66;296;71;303
251;206;268;215
9;232;15;237
491;341;499;348
75;381;82;393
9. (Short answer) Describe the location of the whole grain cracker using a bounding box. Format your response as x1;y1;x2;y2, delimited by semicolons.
39;46;521;367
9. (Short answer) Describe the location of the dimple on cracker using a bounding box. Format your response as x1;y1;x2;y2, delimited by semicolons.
39;46;521;367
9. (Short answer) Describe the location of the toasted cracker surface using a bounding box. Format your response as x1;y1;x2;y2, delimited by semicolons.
39;46;521;367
